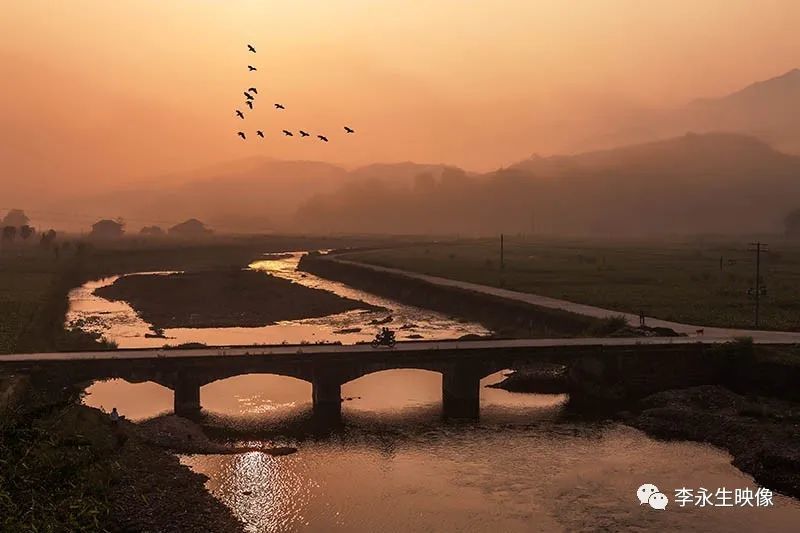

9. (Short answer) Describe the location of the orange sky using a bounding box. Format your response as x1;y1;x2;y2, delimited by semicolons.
1;0;799;199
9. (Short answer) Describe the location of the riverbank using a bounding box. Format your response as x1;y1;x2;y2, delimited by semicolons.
624;385;800;499
94;269;380;329
299;253;597;337
0;374;245;532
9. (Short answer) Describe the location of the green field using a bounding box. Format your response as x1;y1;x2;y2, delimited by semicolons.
344;238;800;331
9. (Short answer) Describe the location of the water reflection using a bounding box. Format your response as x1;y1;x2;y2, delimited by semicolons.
66;252;489;348
84;370;800;532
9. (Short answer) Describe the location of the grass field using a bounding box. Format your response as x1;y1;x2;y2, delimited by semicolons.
344;237;800;331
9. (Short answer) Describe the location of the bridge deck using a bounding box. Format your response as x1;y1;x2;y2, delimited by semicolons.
0;335;789;363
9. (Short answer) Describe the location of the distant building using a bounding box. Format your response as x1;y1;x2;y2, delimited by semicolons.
140;225;165;237
168;218;212;237
89;219;124;239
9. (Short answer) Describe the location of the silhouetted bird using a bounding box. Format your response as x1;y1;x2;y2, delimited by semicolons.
256;130;264;138
245;101;253;109
247;44;256;53
282;130;293;136
235;110;245;119
317;135;329;142
244;92;254;101
344;126;355;134
248;87;258;94
274;103;285;110
299;130;310;137
248;65;257;71
237;131;246;140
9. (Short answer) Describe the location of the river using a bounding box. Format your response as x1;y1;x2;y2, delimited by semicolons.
66;252;488;347
75;252;800;531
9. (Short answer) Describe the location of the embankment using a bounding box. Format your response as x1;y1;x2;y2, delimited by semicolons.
298;254;597;337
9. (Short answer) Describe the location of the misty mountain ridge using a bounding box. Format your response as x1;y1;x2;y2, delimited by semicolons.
298;133;800;236
26;68;800;236
60;158;463;233
587;68;800;155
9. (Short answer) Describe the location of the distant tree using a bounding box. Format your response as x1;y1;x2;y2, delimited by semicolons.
785;209;800;237
39;229;57;248
168;219;212;238
19;225;34;241
89;219;124;239
2;226;17;243
1;209;29;228
140;225;165;237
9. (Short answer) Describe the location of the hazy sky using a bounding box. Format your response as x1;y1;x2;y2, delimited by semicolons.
2;0;799;198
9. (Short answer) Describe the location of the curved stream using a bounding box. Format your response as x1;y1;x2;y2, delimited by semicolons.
66;252;489;348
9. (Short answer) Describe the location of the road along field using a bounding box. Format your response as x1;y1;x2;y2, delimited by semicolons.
339;238;800;331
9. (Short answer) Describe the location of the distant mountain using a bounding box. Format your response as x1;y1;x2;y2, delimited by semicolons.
590;69;800;155
298;133;800;236
70;158;350;233
348;162;470;187
68;159;473;233
681;68;800;154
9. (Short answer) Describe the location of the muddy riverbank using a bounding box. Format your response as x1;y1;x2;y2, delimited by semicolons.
0;374;245;532
94;269;380;329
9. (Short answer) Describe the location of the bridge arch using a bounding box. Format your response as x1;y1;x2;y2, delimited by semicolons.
340;366;444;387
200;373;312;415
199;369;311;388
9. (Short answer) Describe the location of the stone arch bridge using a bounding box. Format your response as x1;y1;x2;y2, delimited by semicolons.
1;338;750;418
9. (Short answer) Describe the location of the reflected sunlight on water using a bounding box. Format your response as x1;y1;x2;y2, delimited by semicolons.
84;370;800;532
67;252;489;348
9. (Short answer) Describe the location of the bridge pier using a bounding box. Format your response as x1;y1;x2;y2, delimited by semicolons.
442;367;481;419
312;375;342;418
174;377;201;417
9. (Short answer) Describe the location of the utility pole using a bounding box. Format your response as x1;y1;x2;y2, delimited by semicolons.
500;233;505;270
749;242;768;327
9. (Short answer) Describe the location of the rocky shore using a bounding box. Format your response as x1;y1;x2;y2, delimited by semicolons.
623;385;800;499
95;269;380;328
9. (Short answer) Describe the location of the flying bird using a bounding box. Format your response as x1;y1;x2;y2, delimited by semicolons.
256;130;264;138
248;87;258;95
245;101;253;109
247;44;256;53
244;92;254;101
344;126;355;134
237;131;246;140
248;65;257;72
235;110;244;119
274;103;285;110
317;135;329;142
299;130;310;137
282;130;293;136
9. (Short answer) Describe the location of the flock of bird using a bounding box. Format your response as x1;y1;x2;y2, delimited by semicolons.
235;44;354;142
